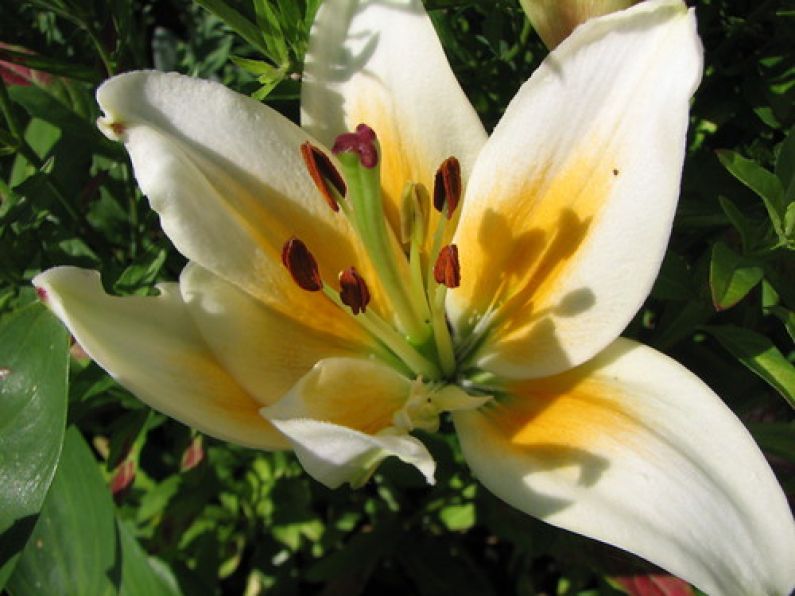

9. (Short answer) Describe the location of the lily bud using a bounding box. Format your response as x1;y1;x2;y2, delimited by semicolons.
519;0;639;49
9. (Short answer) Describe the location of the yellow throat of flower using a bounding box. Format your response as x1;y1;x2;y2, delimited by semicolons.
283;123;477;384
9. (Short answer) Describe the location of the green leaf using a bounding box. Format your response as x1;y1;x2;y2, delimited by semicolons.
704;325;795;408
192;0;271;58
708;241;764;311
718;195;756;252
439;502;476;531
7;427;120;595
0;305;68;590
717;149;786;237
768;306;795;343
118;520;181;596
749;423;795;463
651;251;695;301
775;127;795;203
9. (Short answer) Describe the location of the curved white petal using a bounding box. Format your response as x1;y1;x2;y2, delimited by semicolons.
450;0;703;379
302;0;486;234
33;267;287;450
96;71;381;330
454;338;795;595
265;419;434;489
261;358;433;488
180;264;374;407
262;357;412;435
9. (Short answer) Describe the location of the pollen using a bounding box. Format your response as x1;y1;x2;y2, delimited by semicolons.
281;237;323;291
434;244;461;288
300;142;346;211
339;267;371;315
433;157;461;219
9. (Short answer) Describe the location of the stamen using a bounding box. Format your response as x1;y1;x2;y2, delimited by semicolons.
332;123;379;168
433;244;461;288
433;157;461;219
281;237;323;291
339;267;371;314
300;142;346;212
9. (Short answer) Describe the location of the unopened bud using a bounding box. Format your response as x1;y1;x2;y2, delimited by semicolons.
281;237;323;291
433;244;461;288
433;157;461;220
519;0;638;49
339;267;371;314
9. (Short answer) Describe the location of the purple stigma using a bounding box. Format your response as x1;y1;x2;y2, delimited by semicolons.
332;124;379;168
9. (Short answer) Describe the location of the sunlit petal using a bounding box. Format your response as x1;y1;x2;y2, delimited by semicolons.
96;71;385;328
450;0;702;379
180;264;375;407
302;0;487;236
265;418;435;489
33;267;287;449
454;338;795;595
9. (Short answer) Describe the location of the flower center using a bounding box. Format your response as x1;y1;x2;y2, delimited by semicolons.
284;124;466;384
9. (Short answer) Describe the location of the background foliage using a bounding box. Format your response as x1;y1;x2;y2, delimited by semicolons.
0;0;793;594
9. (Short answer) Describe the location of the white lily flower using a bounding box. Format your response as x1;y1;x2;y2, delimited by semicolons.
33;1;795;593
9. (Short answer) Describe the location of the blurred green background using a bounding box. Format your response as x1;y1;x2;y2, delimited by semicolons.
0;0;793;594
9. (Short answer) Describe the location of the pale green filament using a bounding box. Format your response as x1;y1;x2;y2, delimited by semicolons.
321;285;440;379
337;151;431;345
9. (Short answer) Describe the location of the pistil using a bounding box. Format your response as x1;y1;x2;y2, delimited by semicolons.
333;125;431;345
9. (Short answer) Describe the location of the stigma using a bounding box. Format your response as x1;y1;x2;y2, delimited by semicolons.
281;124;465;381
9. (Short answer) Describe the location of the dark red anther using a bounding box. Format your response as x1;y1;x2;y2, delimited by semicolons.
339;267;371;315
332;123;379;168
36;286;48;301
433;157;461;219
433;244;461;288
300;142;346;211
281;237;323;291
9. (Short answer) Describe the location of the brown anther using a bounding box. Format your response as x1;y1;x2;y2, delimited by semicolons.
281;237;323;291
433;157;461;219
339;267;371;315
434;244;461;288
332;123;379;168
300;142;346;212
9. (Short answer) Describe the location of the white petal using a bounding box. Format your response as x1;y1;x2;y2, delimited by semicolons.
454;338;795;595
265;419;435;489
33;267;287;449
180;264;374;407
302;0;486;234
96;71;377;327
261;357;412;435
450;0;703;379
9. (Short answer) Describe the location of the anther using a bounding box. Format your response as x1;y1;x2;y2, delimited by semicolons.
332;123;379;168
300;142;346;212
433;244;461;288
339;267;371;315
433;157;461;219
281;237;323;291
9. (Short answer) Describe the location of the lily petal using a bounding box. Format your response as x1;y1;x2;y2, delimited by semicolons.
96;71;383;331
264;418;435;489
180;264;374;407
453;338;795;595
262;357;412;435
33;267;287;450
261;358;434;488
450;0;702;379
302;0;487;235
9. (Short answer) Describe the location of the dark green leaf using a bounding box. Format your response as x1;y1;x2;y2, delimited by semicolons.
0;305;68;589
709;241;764;311
118;519;181;596
717;149;785;237
193;0;271;58
7;427;120;595
749;423;795;463
704;325;795;408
